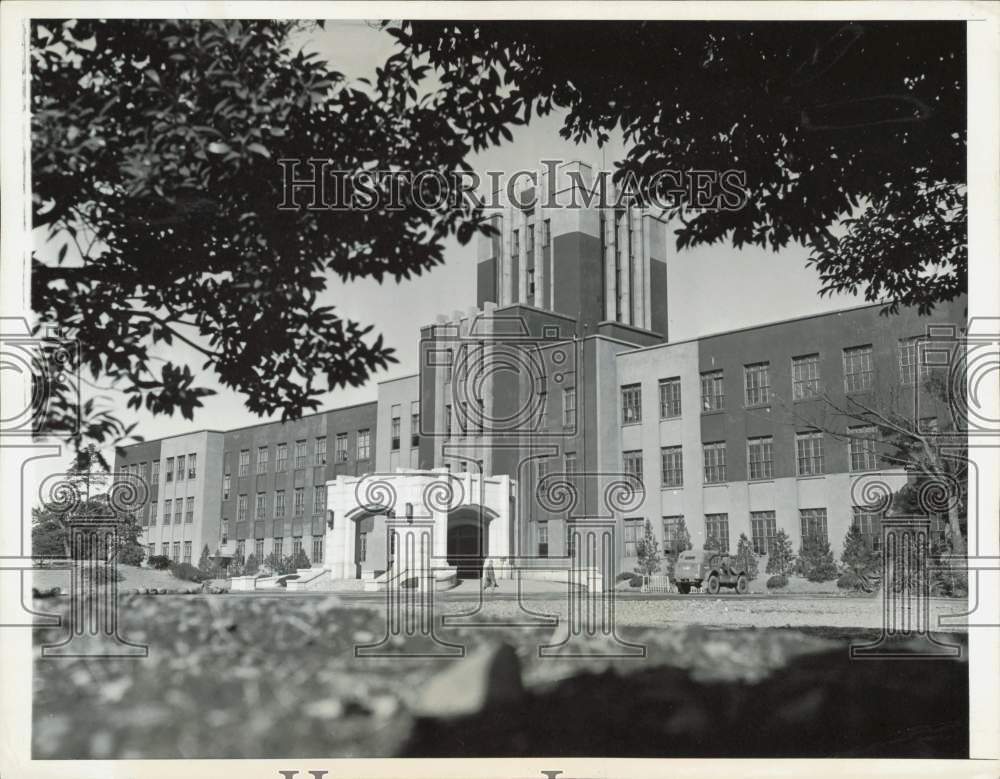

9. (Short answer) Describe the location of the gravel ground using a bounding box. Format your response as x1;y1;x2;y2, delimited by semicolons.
437;591;969;631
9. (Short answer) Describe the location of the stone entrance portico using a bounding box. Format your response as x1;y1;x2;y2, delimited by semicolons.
325;469;515;585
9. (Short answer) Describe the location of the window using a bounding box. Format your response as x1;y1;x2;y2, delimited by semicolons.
567;525;577;559
849;425;879;472
659;377;681;419
161;542;169;558
445;404;453;437
255;492;266;519
662;516;684;554
391;406;401;451
255;539;264;560
744;362;770;406
238;449;249;477
526;221;535;253
747;436;774;480
537;522;549;557
899;337;930;386
221;520;230;544
174;500;182;524
411;402;420;448
660;446;683;488
236;539;246;560
183;541;192;564
511;229;519;260
315;437;327;465
335;434;348;462
165;457;174;482
294;440;307;468
176;455;186;481
796;431;824;476
800;508;828;543
919;416;940;434
292;536;303;557
703;442;727;484
163;499;172;525
185;496;194;523
147;543;155;560
150;502;157;524
443;348;454;384
172;542;180;563
623;518;643;557
750;511;777;555
623;450;643;490
536;460;547;485
565;451;577;477
223;474;231;500
237;494;248;522
275;490;286;519
843;345;873;393
257;446;269;474
294;488;305;516
358;533;367;562
542;219;551;248
621;384;642;424
701;370;725;411
357;429;371;460
276;443;288;472
313;486;326;514
312;535;324;564
792;354;821;400
705;513;730;553
151;460;160;484
852;506;883;551
188;453;197;479
563;387;576;427
273;537;283;559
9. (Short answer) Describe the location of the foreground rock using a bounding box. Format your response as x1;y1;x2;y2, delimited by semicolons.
409;642;523;719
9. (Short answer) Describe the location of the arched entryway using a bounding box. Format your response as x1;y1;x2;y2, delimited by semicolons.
446;506;495;578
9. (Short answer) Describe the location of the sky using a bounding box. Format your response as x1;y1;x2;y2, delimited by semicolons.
44;20;864;459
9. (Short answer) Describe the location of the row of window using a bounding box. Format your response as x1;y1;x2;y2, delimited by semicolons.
389;402;421;452
621;338;932;424
626;506;884;557
144;497;196;526
228;486;328;521
622;429;881;488
120;455;196;485
233;431;370;478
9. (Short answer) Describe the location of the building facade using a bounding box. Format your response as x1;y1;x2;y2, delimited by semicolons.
115;162;967;580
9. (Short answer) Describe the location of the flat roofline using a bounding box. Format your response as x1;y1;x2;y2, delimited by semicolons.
617;296;967;358
377;372;418;385
120;399;379;450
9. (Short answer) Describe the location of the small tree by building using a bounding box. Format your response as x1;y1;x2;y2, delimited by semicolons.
289;548;311;571
735;533;759;580
633;519;662;577
839;525;881;591
765;529;795;577
197;544;215;576
664;517;692;580
243;554;259;576
798;534;839;582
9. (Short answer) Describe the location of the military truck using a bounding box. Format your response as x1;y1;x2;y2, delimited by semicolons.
673;549;749;594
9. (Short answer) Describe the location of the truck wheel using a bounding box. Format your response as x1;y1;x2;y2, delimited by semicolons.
677;583;690;594
736;574;748;594
707;574;720;594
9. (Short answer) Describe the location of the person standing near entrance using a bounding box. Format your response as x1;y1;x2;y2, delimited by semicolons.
483;559;498;592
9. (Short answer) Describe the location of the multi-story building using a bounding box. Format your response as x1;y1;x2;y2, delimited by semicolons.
115;161;966;581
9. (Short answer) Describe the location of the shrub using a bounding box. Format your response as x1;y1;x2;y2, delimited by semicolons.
628;573;643;588
765;530;795;577
840;525;880;591
243;554;259;576
766;574;788;589
837;571;868;591
197;545;216;576
263;552;292;575
735;532;759;580
289;548;311;571
171;562;207;582
147;555;171;570
798;534;838;582
116;541;146;567
615;571;633;582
